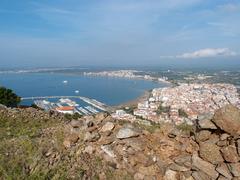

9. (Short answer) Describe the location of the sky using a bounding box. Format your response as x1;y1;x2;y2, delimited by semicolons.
0;0;239;68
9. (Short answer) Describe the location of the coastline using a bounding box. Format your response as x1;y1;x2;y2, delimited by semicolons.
113;90;152;110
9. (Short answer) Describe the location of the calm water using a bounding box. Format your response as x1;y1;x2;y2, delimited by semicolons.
0;73;166;106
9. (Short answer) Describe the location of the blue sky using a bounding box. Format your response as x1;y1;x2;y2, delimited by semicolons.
0;0;239;68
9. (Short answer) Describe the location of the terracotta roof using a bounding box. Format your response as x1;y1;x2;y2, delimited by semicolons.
56;106;74;111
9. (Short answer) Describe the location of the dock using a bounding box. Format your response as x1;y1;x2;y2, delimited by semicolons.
24;95;111;114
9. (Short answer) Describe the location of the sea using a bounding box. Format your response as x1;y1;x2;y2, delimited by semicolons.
0;72;167;107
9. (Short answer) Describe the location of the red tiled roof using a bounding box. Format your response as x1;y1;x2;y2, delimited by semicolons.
56;106;74;111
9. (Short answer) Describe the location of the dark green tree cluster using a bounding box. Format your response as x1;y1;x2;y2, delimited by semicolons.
0;87;21;107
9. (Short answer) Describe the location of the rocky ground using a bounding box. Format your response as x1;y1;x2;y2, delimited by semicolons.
0;104;240;179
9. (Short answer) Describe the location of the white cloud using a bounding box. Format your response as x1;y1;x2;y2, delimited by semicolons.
176;48;237;59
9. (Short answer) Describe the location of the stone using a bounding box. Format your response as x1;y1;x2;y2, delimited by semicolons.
191;171;211;180
228;163;240;177
99;136;115;145
192;152;219;179
221;145;240;163
0;104;7;110
138;165;158;176
164;169;179;180
212;105;240;136
95;112;108;121
132;153;153;167
83;145;95;154
87;126;98;133
116;127;140;139
101;145;116;158
199;142;224;164
216;163;233;179
217;140;228;147
100;122;115;132
232;178;240;180
168;129;181;138
169;163;190;172
180;171;193;180
70;119;83;128
220;133;231;141
197;113;217;129
174;155;192;168
185;139;199;154
63;133;79;148
134;172;144;180
205;133;220;144
218;175;230;180
84;132;100;142
237;139;240;156
195;130;211;142
156;158;168;175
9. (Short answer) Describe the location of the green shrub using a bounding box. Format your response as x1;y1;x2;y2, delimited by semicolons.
177;122;193;133
0;87;21;107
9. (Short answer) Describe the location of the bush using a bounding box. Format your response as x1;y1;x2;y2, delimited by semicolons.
72;112;82;120
0;87;21;107
177;122;193;133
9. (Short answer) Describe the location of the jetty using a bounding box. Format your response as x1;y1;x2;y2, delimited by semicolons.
22;96;111;112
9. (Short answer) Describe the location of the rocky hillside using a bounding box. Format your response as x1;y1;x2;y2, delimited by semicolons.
0;105;240;179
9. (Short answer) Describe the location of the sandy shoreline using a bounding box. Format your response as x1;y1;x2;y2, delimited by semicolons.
112;90;151;110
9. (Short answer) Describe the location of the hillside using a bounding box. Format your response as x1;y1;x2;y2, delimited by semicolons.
0;105;240;179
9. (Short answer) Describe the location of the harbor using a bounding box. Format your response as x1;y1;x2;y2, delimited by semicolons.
23;96;110;115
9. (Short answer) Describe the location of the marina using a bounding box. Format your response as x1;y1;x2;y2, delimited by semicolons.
31;96;108;115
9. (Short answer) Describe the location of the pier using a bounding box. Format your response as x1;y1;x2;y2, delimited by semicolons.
21;96;111;112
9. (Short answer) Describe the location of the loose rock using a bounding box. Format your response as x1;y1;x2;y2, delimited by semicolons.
197;113;217;130
164;169;179;180
100;122;115;132
192;152;219;179
216;163;232;179
199;142;224;164
195;130;211;142
228;163;240;177
221;145;240;163
212;105;240;136
116;127;140;139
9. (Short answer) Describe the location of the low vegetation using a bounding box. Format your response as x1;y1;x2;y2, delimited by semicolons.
0;109;67;179
176;122;193;134
64;112;82;120
0;87;21;107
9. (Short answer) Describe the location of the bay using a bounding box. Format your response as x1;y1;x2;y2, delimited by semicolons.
0;72;166;106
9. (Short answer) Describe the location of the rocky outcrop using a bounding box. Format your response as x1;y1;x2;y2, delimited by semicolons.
162;105;240;179
1;105;240;179
212;104;240;136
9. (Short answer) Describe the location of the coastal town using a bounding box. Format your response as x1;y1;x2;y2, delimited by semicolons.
30;81;240;126
112;83;240;125
83;70;169;83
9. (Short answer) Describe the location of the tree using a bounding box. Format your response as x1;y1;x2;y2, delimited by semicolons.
0;87;21;107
